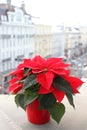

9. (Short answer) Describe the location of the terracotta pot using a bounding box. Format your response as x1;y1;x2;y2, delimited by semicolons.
26;99;50;124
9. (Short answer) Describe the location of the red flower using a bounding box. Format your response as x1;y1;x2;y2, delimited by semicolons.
38;85;65;103
8;55;84;102
63;75;84;93
8;59;32;93
24;55;70;90
8;82;23;94
38;75;83;103
10;69;24;79
8;64;25;93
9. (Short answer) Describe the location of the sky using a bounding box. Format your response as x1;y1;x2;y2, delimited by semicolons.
1;0;87;26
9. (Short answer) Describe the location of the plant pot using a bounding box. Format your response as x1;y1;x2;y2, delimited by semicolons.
26;99;50;124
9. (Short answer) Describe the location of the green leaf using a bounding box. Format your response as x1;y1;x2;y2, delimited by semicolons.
38;93;56;109
66;93;75;108
49;102;65;124
24;74;37;89
53;76;74;94
23;83;40;107
24;68;31;75
15;94;26;110
24;91;38;107
25;83;40;92
19;76;27;82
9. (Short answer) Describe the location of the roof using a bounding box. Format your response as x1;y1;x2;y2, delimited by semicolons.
0;8;7;15
0;3;28;15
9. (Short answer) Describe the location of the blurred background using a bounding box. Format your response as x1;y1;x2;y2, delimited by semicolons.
0;0;87;94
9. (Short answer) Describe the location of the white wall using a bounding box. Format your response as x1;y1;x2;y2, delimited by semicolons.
0;7;35;73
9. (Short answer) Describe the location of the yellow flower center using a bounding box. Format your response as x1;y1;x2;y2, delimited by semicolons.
44;68;48;72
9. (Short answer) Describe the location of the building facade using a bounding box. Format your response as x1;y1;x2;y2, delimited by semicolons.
34;24;52;58
52;26;65;57
64;27;81;61
0;1;35;74
0;1;35;93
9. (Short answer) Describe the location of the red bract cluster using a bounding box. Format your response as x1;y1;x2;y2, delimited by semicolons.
8;55;83;103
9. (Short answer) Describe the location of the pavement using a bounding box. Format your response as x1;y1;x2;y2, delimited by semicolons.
0;80;87;130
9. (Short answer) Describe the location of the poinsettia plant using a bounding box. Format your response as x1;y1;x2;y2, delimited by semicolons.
8;55;84;124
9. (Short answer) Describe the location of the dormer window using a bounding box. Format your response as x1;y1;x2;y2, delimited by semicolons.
16;11;22;21
14;7;24;23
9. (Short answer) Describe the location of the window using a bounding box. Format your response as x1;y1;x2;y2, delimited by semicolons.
16;11;22;22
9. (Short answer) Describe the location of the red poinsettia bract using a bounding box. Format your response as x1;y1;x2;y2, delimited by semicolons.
24;56;70;90
8;55;83;103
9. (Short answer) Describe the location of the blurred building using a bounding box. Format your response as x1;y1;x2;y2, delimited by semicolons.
1;1;86;93
79;26;87;48
52;25;65;57
0;0;53;93
64;27;81;61
0;0;35;93
34;24;52;57
0;0;35;73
